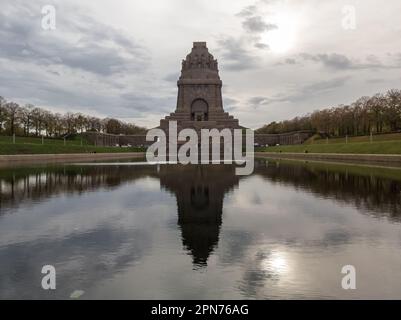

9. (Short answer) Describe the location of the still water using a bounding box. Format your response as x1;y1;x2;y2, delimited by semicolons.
1;158;401;299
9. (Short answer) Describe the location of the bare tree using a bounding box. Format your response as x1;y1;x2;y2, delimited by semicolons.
4;102;20;136
256;89;401;137
31;107;46;136
0;96;148;138
0;96;6;134
20;104;34;136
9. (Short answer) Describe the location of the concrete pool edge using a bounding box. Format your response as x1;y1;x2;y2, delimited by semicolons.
0;152;146;167
2;151;401;167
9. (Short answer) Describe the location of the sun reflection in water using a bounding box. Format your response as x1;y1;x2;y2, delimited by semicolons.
265;251;289;274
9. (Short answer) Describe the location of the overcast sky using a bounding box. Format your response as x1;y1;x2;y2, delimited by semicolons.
1;0;401;129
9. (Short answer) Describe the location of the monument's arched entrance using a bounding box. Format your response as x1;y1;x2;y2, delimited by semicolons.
191;99;208;121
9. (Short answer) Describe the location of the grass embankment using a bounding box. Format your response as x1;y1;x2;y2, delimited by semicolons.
258;133;401;154
0;136;145;155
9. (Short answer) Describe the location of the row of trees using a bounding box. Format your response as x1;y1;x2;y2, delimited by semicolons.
0;96;147;137
256;89;401;137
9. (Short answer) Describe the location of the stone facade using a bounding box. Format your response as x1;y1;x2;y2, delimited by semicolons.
159;42;241;133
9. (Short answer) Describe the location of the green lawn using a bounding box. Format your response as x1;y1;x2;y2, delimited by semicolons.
0;135;145;155
257;139;401;154
4;133;401;155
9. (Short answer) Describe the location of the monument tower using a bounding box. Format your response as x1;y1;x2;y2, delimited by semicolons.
159;42;241;132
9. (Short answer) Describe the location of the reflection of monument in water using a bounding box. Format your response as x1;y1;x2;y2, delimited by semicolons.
159;165;239;267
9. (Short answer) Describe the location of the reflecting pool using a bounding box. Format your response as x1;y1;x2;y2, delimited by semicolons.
1;159;401;299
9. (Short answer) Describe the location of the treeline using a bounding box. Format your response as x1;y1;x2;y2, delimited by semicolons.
0;96;147;137
256;89;401;137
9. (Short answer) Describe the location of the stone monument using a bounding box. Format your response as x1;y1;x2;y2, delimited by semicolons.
159;42;241;133
84;42;313;148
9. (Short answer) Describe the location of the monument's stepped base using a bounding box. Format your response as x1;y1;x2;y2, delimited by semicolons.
160;119;240;133
84;131;312;147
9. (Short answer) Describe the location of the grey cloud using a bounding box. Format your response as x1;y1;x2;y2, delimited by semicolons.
248;77;350;107
163;72;180;83
0;66;173;120
236;5;258;17
242;16;277;33
284;58;297;65
283;76;351;103
254;42;269;50
224;97;239;106
249;96;270;107
301;53;353;70
0;2;149;76
303;76;350;92
299;53;401;71
214;1;278;73
366;78;386;84
237;0;279;18
119;93;173;116
366;54;381;65
216;37;258;71
233;1;277;52
223;97;239;112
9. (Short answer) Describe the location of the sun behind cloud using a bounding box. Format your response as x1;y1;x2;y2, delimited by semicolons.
261;10;300;54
